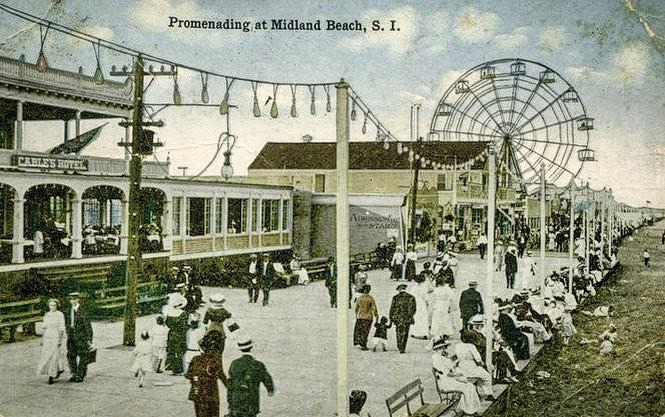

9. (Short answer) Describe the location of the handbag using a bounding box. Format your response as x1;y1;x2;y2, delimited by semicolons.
85;348;97;365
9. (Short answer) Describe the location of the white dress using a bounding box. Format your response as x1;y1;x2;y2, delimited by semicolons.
37;311;67;377
130;340;154;374
432;354;481;415
430;285;455;338
453;342;493;397
183;327;205;372
410;282;431;338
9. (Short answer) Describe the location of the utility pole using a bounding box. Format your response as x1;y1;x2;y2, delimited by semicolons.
112;56;171;346
484;143;496;379
409;136;423;244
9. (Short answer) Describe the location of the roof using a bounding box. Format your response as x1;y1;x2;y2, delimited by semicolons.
49;124;106;155
248;141;491;170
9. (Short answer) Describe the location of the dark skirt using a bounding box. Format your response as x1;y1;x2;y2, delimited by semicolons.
390;263;403;280
405;260;416;281
353;319;372;348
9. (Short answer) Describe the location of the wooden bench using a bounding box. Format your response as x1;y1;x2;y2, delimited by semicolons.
432;369;462;410
300;257;329;281
0;298;43;342
386;379;449;417
93;282;167;319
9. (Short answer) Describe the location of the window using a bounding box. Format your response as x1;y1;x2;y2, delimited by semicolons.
282;200;290;231
314;174;325;192
262;199;280;232
187;197;211;237
83;199;100;226
472;208;484;225
251;198;260;232
215;198;224;234
0;120;13;150
172;197;182;235
49;196;66;223
436;174;453;191
110;200;121;226
227;198;247;233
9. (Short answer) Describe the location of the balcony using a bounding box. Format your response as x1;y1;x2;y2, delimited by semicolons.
0;55;131;106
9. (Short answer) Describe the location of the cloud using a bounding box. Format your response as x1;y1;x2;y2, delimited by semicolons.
339;6;418;56
453;7;501;43
538;26;568;52
83;25;115;40
614;41;650;81
494;26;529;50
565;66;610;84
128;0;202;33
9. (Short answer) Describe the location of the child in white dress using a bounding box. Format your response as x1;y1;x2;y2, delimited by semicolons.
149;315;169;373
131;332;153;387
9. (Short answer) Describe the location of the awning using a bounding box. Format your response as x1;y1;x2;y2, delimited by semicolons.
48;123;106;155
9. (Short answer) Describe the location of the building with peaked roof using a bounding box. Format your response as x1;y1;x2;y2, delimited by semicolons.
247;141;526;258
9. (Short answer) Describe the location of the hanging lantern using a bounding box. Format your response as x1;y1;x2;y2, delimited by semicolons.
397;142;403;154
290;85;297;118
200;72;210;103
361;113;368;134
36;24;50;73
415;153;420;160
408;152;414;162
173;73;182;105
309;85;316;115
383;141;390;150
324;85;331;112
350;98;357;121
271;84;279;118
252;82;261;117
92;41;104;85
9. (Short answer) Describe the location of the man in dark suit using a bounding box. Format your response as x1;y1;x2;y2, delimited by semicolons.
459;281;484;329
389;284;416;353
504;247;518;289
227;339;275;417
259;253;274;306
325;257;337;308
64;292;93;382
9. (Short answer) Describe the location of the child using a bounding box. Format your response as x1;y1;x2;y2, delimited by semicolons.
599;334;614;355
643;249;650;267
371;316;391;352
131;331;153;387
149;315;169;373
559;307;576;346
184;314;205;373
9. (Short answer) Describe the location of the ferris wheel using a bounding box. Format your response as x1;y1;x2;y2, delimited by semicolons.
429;58;595;189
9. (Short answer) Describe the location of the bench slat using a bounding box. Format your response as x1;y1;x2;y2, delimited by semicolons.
0;298;41;309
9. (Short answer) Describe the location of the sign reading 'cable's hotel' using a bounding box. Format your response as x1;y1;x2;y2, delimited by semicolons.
11;154;89;171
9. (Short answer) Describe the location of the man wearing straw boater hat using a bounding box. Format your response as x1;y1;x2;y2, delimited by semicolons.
203;293;233;355
227;338;275;417
64;292;93;383
247;253;260;303
389;284;416;353
258;253;275;306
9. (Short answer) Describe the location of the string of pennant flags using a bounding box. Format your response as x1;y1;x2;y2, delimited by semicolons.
1;3;502;173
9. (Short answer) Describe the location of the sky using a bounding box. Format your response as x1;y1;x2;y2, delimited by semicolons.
1;0;664;207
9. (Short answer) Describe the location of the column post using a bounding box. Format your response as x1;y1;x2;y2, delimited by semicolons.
11;192;25;264
120;199;129;255
335;79;350;417
70;197;83;259
14;101;23;151
210;193;217;251
162;197;173;251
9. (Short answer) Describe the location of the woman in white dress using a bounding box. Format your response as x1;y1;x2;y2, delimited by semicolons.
409;273;431;339
429;278;455;341
453;341;494;399
289;256;310;285
37;299;67;384
432;338;482;416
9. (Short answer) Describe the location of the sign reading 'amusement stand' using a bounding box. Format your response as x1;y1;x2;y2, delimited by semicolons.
11;154;89;171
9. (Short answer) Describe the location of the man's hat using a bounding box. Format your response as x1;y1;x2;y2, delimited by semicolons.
175;283;186;289
432;337;451;351
172;294;188;309
68;292;81;298
469;281;478;286
436;251;444;259
349;390;368;415
250;254;258;258
470;314;484;325
262;252;270;258
238;339;254;352
209;293;226;307
396;284;408;291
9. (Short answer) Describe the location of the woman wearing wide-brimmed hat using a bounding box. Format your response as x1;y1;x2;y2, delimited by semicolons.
37;298;67;384
164;294;188;375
